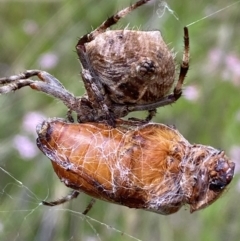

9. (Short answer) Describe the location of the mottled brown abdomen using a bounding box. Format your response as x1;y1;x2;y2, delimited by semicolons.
85;30;175;104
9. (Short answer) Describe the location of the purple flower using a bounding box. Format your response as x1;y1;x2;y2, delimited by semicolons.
13;135;38;159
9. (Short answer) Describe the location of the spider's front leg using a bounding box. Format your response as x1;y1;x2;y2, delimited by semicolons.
0;70;62;94
81;68;116;126
0;70;89;122
77;46;116;126
76;0;151;46
0;70;77;109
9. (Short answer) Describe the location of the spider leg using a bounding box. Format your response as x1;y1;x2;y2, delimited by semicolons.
66;109;75;123
127;109;156;123
81;68;116;126
0;70;81;117
173;27;189;98
82;198;96;215
78;47;107;99
0;70;113;123
76;46;116;126
81;69;107;108
76;0;151;46
0;70;66;94
42;190;96;215
0;70;64;88
29;81;77;110
125;27;190;113
30;71;77;109
145;109;157;121
42;190;80;206
0;78;35;94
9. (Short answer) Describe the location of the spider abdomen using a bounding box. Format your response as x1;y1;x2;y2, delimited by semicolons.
85;30;175;104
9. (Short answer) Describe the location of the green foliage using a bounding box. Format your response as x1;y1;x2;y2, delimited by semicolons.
0;0;239;241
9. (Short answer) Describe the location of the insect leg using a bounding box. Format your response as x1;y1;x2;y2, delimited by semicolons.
42;190;80;206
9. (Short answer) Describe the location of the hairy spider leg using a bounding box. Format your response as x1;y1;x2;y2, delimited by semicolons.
78;48;116;126
0;70;120;124
0;70;79;120
76;0;151;46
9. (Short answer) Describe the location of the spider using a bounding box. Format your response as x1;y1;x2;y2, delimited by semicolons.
0;0;189;125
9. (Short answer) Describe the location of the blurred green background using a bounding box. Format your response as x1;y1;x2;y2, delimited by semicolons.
0;0;239;241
